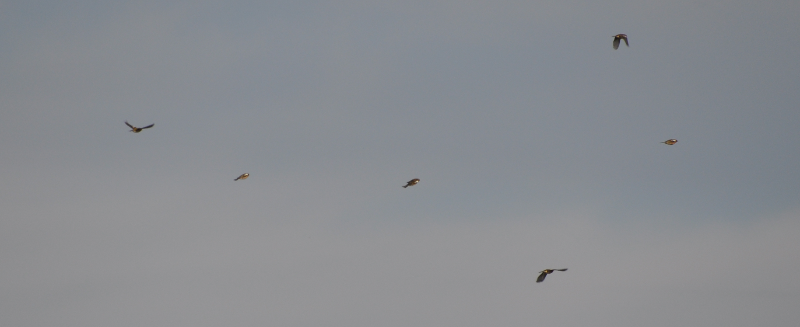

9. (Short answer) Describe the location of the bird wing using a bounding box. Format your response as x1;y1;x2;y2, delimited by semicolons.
622;36;629;47
125;121;134;129
536;271;547;283
613;37;620;50
141;124;154;129
556;268;568;271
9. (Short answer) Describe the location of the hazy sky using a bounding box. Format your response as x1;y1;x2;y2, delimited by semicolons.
2;1;799;326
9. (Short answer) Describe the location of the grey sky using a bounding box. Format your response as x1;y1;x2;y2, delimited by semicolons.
1;1;799;326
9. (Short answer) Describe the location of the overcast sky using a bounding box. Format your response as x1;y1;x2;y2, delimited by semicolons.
1;1;799;326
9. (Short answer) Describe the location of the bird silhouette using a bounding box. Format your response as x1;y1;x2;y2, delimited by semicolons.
234;173;249;181
536;268;567;283
661;139;678;145
402;178;420;188
125;121;154;133
613;34;629;50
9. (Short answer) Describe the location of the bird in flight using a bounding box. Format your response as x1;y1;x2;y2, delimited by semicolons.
234;173;250;181
125;121;154;133
661;139;678;145
402;178;420;188
536;268;567;283
613;34;629;50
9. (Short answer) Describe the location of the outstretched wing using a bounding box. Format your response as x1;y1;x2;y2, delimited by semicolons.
141;123;155;129
536;271;547;283
125;121;134;129
556;268;568;271
622;36;629;47
613;37;620;50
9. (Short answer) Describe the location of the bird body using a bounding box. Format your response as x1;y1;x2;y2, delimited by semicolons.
234;173;249;181
613;34;629;50
536;268;567;283
402;178;420;188
125;121;154;133
662;139;678;145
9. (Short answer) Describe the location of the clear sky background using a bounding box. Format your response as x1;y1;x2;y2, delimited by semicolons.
1;1;799;326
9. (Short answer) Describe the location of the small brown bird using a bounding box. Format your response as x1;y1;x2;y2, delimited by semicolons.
537;268;567;283
234;173;249;181
613;34;628;50
125;121;154;133
662;139;678;145
402;178;420;188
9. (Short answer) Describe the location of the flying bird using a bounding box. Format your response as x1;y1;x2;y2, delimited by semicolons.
613;34;629;50
536;268;567;283
402;178;420;188
125;121;154;133
662;139;678;145
234;173;249;181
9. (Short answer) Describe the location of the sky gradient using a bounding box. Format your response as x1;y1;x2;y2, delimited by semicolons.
1;1;799;326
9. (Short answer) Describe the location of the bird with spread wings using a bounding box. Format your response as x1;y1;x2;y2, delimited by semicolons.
537;268;568;283
125;121;155;133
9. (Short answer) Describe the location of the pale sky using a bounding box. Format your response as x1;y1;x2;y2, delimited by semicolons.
1;1;799;326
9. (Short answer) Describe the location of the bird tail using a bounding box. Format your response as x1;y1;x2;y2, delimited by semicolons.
402;185;408;188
